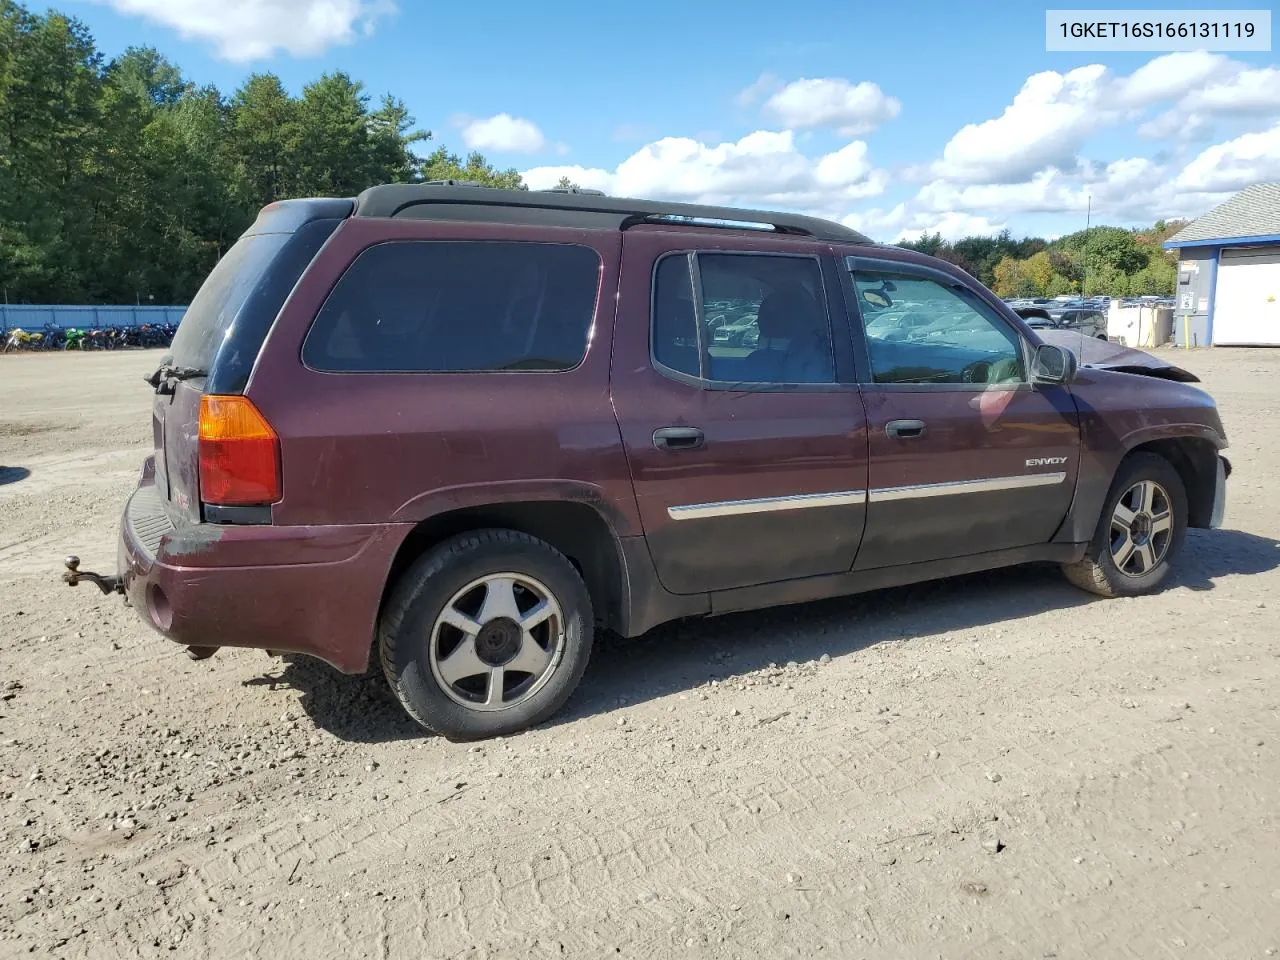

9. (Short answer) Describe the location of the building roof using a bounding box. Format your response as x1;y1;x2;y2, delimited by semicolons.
1165;182;1280;248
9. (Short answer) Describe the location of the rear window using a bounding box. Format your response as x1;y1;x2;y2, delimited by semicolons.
168;233;291;372
302;241;601;373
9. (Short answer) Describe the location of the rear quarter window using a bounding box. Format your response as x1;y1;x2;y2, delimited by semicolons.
302;241;601;373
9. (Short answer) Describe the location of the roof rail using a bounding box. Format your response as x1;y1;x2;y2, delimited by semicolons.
539;186;609;197
420;178;493;188
352;183;870;243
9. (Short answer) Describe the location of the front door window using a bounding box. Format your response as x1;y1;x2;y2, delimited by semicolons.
851;272;1025;386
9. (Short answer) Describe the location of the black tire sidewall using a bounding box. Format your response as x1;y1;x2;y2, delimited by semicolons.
382;533;593;740
1091;453;1188;594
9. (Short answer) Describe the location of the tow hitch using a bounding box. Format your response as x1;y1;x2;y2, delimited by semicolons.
62;556;124;596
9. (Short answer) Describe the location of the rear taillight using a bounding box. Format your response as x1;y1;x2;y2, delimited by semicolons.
198;395;281;506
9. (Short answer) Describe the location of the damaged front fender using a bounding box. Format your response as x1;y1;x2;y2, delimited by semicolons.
1036;329;1199;383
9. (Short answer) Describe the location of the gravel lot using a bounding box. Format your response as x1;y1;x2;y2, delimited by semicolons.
2;347;1278;959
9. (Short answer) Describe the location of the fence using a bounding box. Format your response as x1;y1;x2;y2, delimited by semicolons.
0;304;187;330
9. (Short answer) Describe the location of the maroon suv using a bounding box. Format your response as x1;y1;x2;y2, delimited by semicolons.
64;184;1230;740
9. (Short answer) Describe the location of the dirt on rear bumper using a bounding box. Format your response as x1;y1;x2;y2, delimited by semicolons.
115;477;411;674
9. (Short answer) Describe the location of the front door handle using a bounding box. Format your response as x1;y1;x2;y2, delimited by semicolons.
886;419;926;440
653;426;705;451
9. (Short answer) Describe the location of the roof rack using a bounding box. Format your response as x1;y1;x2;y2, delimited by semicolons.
351;183;870;243
540;186;609;197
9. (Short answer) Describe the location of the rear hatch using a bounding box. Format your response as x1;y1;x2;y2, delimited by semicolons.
147;200;352;526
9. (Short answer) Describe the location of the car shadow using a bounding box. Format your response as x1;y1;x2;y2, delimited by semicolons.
1169;528;1280;590
552;527;1280;726
253;656;426;744
265;527;1279;743
0;466;31;486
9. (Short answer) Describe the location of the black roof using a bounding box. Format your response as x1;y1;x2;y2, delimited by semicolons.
351;182;871;244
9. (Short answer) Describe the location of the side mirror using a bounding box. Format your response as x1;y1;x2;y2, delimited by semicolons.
1031;342;1077;385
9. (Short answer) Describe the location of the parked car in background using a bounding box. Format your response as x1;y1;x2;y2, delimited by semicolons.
63;184;1231;741
1014;300;1109;340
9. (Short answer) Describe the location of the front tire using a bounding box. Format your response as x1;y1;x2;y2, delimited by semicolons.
1062;452;1187;597
379;530;593;741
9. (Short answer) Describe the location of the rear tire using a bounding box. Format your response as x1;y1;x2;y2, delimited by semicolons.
1062;452;1187;598
379;529;593;741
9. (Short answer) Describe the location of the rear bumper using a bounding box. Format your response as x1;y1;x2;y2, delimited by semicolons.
119;464;411;673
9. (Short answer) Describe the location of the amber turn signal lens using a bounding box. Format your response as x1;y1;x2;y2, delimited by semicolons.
198;395;281;506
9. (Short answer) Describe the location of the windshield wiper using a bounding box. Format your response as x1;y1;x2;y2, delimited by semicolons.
145;362;208;392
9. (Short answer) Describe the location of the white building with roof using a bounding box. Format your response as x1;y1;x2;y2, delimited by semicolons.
1164;182;1280;347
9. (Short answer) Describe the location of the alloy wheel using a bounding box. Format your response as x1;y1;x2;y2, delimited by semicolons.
428;573;565;712
1109;480;1173;577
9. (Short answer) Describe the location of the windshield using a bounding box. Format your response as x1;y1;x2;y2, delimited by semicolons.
168;233;292;372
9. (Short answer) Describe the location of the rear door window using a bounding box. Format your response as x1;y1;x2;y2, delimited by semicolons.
651;252;835;385
303;241;601;373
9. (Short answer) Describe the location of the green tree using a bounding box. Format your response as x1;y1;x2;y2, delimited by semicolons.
1083;262;1125;297
294;72;375;196
0;4;103;300
1045;274;1075;298
991;256;1036;297
1129;258;1176;296
229;73;299;208
368;94;429;183
105;45;186;107
0;1;522;304
1047;248;1082;285
421;146;525;189
897;231;944;256
1060;225;1148;276
1023;251;1054;295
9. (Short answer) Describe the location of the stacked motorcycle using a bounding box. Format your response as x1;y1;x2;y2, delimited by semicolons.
3;322;177;353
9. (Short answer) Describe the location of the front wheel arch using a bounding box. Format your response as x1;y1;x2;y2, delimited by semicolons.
1125;437;1220;529
1062;451;1189;597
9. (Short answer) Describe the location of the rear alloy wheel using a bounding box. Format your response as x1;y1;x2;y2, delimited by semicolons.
428;573;565;712
380;530;593;740
1062;452;1187;598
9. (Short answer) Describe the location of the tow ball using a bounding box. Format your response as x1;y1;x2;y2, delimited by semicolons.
62;556;124;596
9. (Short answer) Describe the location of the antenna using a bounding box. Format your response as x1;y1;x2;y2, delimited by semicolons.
1081;194;1091;298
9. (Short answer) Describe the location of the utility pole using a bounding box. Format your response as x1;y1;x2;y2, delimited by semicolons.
1081;194;1091;299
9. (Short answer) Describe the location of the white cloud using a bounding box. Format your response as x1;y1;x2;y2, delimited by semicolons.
534;52;1276;244
522;130;887;212
761;78;901;135
1136;109;1211;141
459;114;547;153
880;51;1280;242
1136;58;1280;140
85;0;394;61
935;64;1112;184
841;206;1009;243
1114;51;1233;107
1175;123;1280;193
1183;64;1280;115
519;165;617;193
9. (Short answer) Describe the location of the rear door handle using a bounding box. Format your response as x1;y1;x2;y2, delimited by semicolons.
885;419;926;439
653;426;705;451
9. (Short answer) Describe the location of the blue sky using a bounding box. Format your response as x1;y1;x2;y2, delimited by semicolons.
47;0;1280;240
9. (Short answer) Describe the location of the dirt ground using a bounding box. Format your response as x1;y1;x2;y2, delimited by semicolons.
2;347;1278;960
